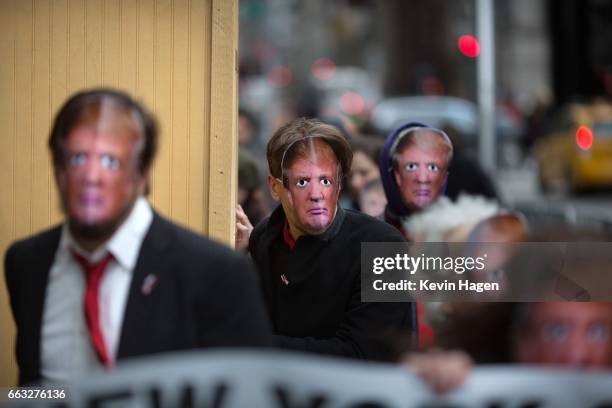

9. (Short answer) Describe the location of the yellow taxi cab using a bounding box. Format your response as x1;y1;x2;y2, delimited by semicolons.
535;100;612;192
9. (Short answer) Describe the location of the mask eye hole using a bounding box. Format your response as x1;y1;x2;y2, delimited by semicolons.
541;322;569;343
68;153;86;167
100;154;120;170
404;163;418;172
587;322;610;342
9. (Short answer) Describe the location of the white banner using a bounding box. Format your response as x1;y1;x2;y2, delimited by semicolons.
7;350;612;407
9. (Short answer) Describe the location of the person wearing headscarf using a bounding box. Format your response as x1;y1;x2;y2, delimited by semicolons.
378;122;453;240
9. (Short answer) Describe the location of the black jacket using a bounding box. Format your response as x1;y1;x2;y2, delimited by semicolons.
5;212;273;385
249;206;414;361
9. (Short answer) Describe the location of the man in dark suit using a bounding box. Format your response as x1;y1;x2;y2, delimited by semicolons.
5;88;272;385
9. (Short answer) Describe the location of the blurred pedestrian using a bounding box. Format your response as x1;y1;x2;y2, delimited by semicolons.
436;301;612;370
436;227;612;368
5;89;272;385
442;125;499;201
359;178;388;218
401;194;526;349
239;107;264;152
238;147;270;229
239;107;269;177
513;302;612;369
347;135;384;211
403;194;500;242
377;122;453;350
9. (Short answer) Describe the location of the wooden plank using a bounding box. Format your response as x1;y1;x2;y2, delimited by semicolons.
32;0;52;231
170;0;190;225
208;0;238;245
136;0;156;202
120;0;138;91
187;0;209;232
102;0;120;87
85;0;103;85
50;0;69;226
14;0;34;239
151;0;173;217
0;0;17;243
0;0;18;388
68;0;86;91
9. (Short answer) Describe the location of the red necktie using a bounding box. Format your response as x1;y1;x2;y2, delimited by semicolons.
72;251;114;367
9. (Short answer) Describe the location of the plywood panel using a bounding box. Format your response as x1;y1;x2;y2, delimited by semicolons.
152;0;173;216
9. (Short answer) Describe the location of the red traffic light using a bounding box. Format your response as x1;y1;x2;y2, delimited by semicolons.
457;35;480;58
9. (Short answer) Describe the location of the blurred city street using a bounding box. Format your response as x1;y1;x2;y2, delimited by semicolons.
238;0;612;232
498;160;612;230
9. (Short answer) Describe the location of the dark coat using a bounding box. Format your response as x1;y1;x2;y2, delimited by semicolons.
5;212;273;385
249;205;414;361
445;153;498;201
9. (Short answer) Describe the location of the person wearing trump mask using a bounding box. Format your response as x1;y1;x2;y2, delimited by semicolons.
5;88;272;385
378;122;453;240
236;118;413;361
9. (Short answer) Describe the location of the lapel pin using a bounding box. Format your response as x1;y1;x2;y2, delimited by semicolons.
141;274;158;295
280;274;289;285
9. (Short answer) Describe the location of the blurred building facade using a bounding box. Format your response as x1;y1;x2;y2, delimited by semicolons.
240;0;610;123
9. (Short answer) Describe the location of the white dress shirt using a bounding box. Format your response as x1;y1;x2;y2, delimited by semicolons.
40;197;153;383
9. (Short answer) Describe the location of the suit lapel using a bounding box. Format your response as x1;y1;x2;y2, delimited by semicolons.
116;213;171;359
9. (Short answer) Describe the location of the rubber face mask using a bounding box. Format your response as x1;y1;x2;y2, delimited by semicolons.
56;99;146;240
515;303;612;369
392;129;450;211
276;137;341;238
